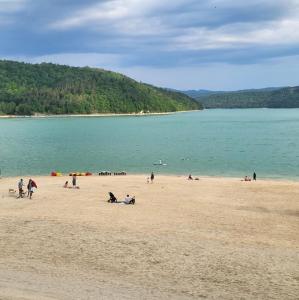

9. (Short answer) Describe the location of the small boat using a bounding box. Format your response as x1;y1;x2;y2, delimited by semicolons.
153;160;167;166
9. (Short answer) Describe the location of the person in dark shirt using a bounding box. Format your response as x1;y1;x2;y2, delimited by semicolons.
108;192;117;203
253;172;257;181
150;172;154;183
72;174;77;187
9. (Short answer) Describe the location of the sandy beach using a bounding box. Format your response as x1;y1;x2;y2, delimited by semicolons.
0;175;298;299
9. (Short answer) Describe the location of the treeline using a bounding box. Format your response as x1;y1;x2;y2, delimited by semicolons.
187;87;299;108
0;60;202;115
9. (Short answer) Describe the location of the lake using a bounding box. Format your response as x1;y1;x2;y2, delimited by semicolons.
0;109;299;179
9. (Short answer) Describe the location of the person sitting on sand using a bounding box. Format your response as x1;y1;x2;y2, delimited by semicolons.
188;174;193;180
64;180;80;189
243;176;251;181
123;194;135;205
108;192;117;203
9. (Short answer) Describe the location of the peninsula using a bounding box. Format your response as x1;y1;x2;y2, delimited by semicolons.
0;60;202;115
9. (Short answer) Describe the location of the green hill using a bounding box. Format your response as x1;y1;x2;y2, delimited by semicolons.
186;87;299;108
0;60;202;115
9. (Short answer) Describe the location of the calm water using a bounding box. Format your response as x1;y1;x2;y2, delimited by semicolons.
0;109;299;179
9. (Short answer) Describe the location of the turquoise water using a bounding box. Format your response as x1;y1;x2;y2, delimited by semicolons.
0;109;299;179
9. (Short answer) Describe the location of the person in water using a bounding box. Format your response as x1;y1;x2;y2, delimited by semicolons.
253;172;257;181
150;172;154;183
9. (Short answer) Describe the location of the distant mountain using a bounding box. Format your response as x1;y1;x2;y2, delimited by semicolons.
182;89;224;98
0;60;202;115
182;87;299;108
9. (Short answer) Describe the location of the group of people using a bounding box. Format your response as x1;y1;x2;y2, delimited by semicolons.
17;178;37;199
108;172;156;203
63;174;135;204
187;172;257;182
243;172;257;181
63;174;80;189
107;192;135;205
15;170;257;203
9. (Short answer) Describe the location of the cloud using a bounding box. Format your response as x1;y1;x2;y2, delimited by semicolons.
0;0;26;12
170;19;299;51
50;0;189;30
115;55;299;90
46;0;299;62
0;0;27;25
1;0;299;89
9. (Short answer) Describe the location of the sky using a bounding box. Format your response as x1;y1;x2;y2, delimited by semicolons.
0;0;299;90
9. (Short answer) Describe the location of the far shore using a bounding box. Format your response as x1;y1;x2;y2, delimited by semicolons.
0;110;201;119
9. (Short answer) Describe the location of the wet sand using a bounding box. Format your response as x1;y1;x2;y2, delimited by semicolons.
0;175;298;299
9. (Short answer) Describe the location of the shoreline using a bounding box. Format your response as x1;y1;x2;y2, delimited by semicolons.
0;110;200;119
1;173;298;183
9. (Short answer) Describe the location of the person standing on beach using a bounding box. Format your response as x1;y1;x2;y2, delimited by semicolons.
27;179;32;197
253;172;257;181
72;174;77;187
150;172;154;183
17;178;24;198
27;179;37;199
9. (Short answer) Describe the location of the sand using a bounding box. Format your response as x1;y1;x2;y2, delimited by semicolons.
0;175;298;299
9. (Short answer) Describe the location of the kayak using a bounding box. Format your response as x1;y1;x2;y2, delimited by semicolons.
51;172;62;176
69;172;92;176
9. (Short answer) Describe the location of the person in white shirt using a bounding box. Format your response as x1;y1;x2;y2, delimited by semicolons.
124;195;132;204
17;179;24;198
122;194;135;205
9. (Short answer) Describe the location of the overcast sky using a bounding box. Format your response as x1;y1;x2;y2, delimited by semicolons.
1;0;299;90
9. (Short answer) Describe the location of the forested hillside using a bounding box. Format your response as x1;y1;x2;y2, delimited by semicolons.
0;60;201;115
186;87;299;108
